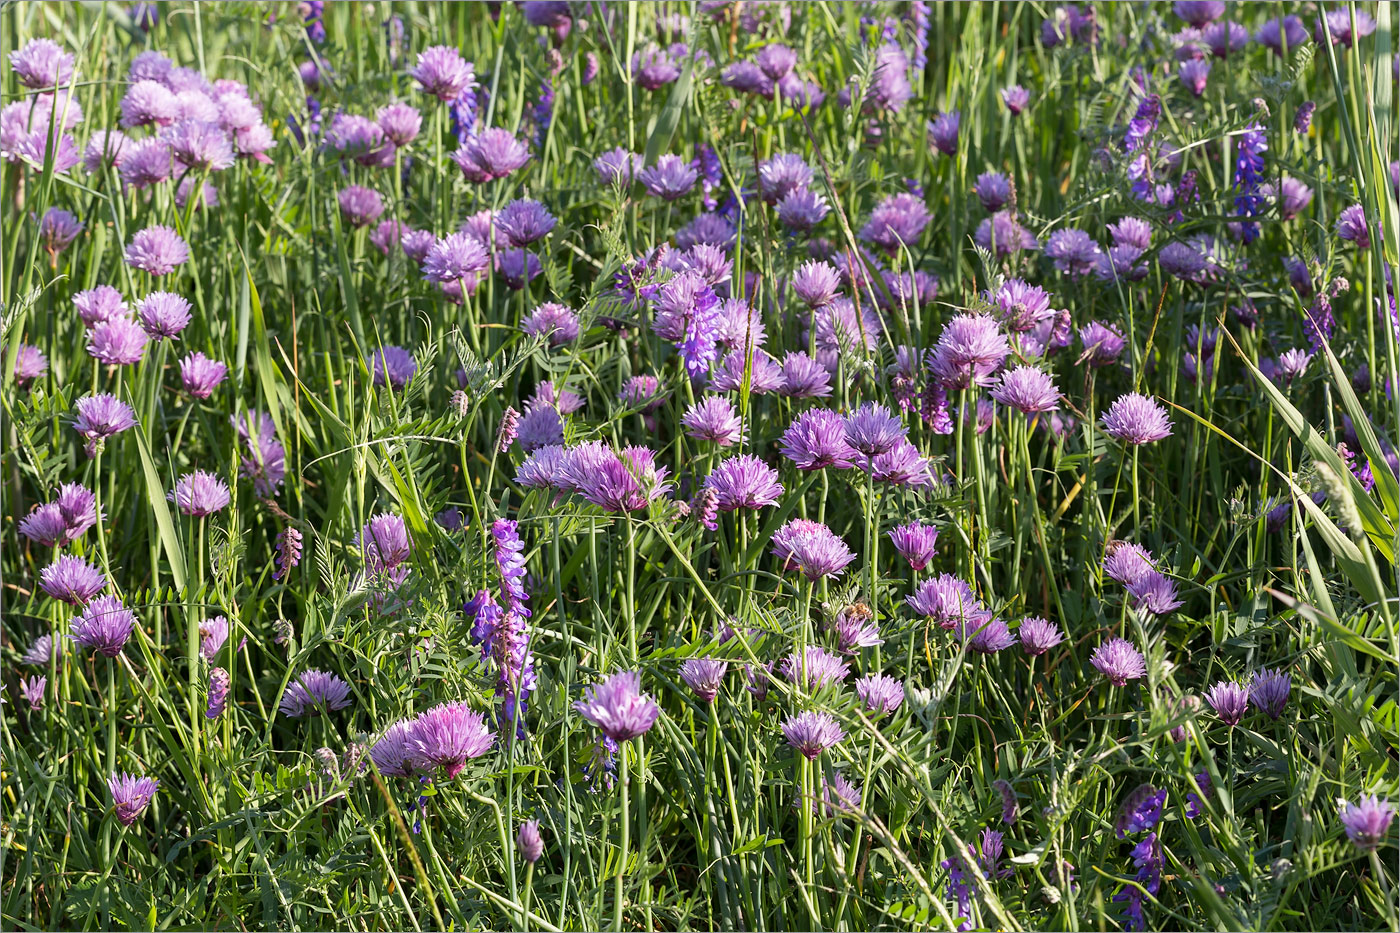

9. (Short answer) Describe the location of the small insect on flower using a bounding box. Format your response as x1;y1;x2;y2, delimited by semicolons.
108;773;160;827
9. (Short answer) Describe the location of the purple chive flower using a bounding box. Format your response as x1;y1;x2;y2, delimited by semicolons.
21;634;61;667
377;102;421;147
1001;85;1030;114
780;646;852;691
843;402;906;458
168;470;231;517
1255;15;1307;54
755;43;797;81
704;455;783;511
1128;572;1183;617
1314;10;1376;48
232;410;286;496
713;349;785;394
73;393;137;456
776;189;830;231
638;154;699;200
780;408;857;470
927;110;960;155
136;291;192;340
369;720;419;777
1248;667;1291;720
1336;204;1370;249
593;146;643;186
1078;321;1126;367
1174;1;1223;26
1109;217;1153;249
279;669;353;717
815;771;862;816
407;702;496;778
370;220;407;256
71;595;137;657
38;208;83;255
888;521;939;571
829;605;883;654
496;407;521;452
18;674;45;711
1339;795;1395;851
682;396;744;446
990;279;1055;334
777;351;833;398
975;210;1039;256
108;773;159;827
715;299;766;350
73;285;127;328
422;232;490;284
868;439;934;488
572;445;671;513
771;519;857;581
679;658;728;703
632;44;682;90
860;192;931;253
359;513;411;570
205;667;231;718
521;302;580;346
720;61;774;98
1103;543;1157;586
370;345;417;389
1204;680;1250;726
452;128;531;183
124;225;188;276
1045;228;1102;276
198;615;228;660
907;574;984;629
87;316;149;366
758;153;813;204
677;214;737;251
1178;58;1211;95
961;615;1017;653
517;819;545;863
781;710;844;760
160;118;234;172
496;199;556;247
1203;20;1249;57
1275;348;1311;385
856;673;904;716
928;314;1009;389
575;670;660;742
410;46;476;100
1101;392;1172;445
39;554;106;605
494;248;542;290
1017;617;1064;656
11;38;75;89
990;365;1060;414
13;344;47;388
1091;637;1147;686
338;186;384;228
974;172;1013;211
791;260;841;307
179;351;228;398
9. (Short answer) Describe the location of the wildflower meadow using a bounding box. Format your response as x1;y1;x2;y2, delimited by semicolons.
3;1;1400;930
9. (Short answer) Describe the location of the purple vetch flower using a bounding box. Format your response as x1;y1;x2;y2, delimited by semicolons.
679;658;728;703
1232;123;1268;242
791;260;841;307
71;595;137;657
180;351;228;398
1204;680;1250;726
1336;204;1370;249
1127;572;1183;617
888;521;939;571
1017;617;1064;656
272;525;303;581
279;669;353;717
39;554;106;605
87;316;149;366
907;574;985;629
1178;58;1211;95
124;225;188;276
860;192;931;253
575;670;660;742
410;46;476;100
638;154;699;201
855;673;904;716
704;455;783;511
990;365;1060;414
168;471;231;517
407;702;495;778
1185;769;1213;819
928;314;1009;389
991;778;1019;824
495;199;556;247
781;710;844;760
338;186;384;228
370;345;417;389
452;128;530;183
1293;101;1317;135
1001;85;1030;115
1091;637;1147;686
18;674;45;711
205;667;231;718
770;519;857;581
369;720;418;777
1101;392;1172;445
517;819;545;863
927;110;960;156
682;396;744;446
1248;667;1291;720
38;208;83;255
108;773;159;827
73;285;127;328
72;393;137;456
1339;795;1395;851
1117;784;1167;837
1255;15;1308;55
13;344;47;388
136;292;192;340
780;646;852;691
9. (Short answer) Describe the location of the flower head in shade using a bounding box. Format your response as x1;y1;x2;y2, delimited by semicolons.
781;710;844;760
369;720;418;777
1336;204;1370;249
888;521;939;571
575;670;660;742
370;345;417;389
407;702;495;778
370;220;406;256
1127;572;1183;617
1101;392;1172;445
907;574;983;629
1314;9;1375;48
496;198;556;247
517;405;563;452
73;394;137;456
1173;1;1223;26
974;172;1013;211
40;554;106;605
843;402;906;458
1204;680;1250;726
325;114;387;164
1018;617;1064;656
1339;795;1395;851
781;646;852;691
232;410;286;496
791;260;841;307
73;285;127;328
11;38;75;89
816;771;862;816
136;292;192;340
780;408;856;470
682;396;744;446
124;225;188;276
13;344;47;388
179;351;228;399
521;302;579;346
279;669;353;717
1001;85;1030;114
638;154;698;200
720;61;774;98
38;208;83;255
1178;58;1211;96
860;192;931;253
360;513;412;570
1045;228;1102;276
771;519;857;581
962;615;1017;654
856;673;904;716
679;658;728;703
755;43;797;81
776;188;830;231
108;773;159;827
175;177;218;211
1255;15;1308;55
1204;20;1249;57
452;128;531;183
422;232;490;284
927;110;960;155
205;667;231;718
1078;321;1126;367
22;634;61;667
593;146;642;186
18;505;67;547
87;317;149;366
410;46;476;100
1090;637;1147;686
712;348;784;394
775;351;832;398
928;314;1009;389
517;819;545;863
516;445;568;489
71;595;137;657
169;471;231;517
1103;542;1157;586
758;152;813;204
990;365;1060;414
975;210;1039;256
338;186;383;228
633;45;682;90
1248;667;1291;721
377;102;421;146
495;248;542;290
18;674;45;711
198;615;228;659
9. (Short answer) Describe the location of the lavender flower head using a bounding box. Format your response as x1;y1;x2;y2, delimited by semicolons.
206;667;231;718
338;186;384;228
1018;617;1064;656
108;773;159;827
682;396;744;447
1339;795;1395;851
39;208;83;255
73;285;128;328
989;365;1060;414
855;673;904;716
451;128;531;183
1101;392;1172;445
843;402;907;458
1248;667;1291;721
410;46;476;100
780;408;856;470
888;521;939;571
927;110;960;156
1204;680;1250;726
422;232;490;284
180;352;228;399
907;574;984;629
168;470;231;517
136;291;192;339
517;819;545;863
638;154;698;200
124;225;188;276
87;317;149;367
1127;572;1183;617
781;710;844;759
408;702;496;778
780;645;852;691
39;554;106;605
679;658;728;703
1001;85;1030;115
928;314;1010;389
369;720;418;777
1078;321;1126;367
1090;637;1147;686
1336;205;1370;249
574;670;660;742
11;38;76;89
73;394;137;456
279;669;353;717
71;595;137;657
371;345;418;389
770;519;857;581
13;344;47;388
